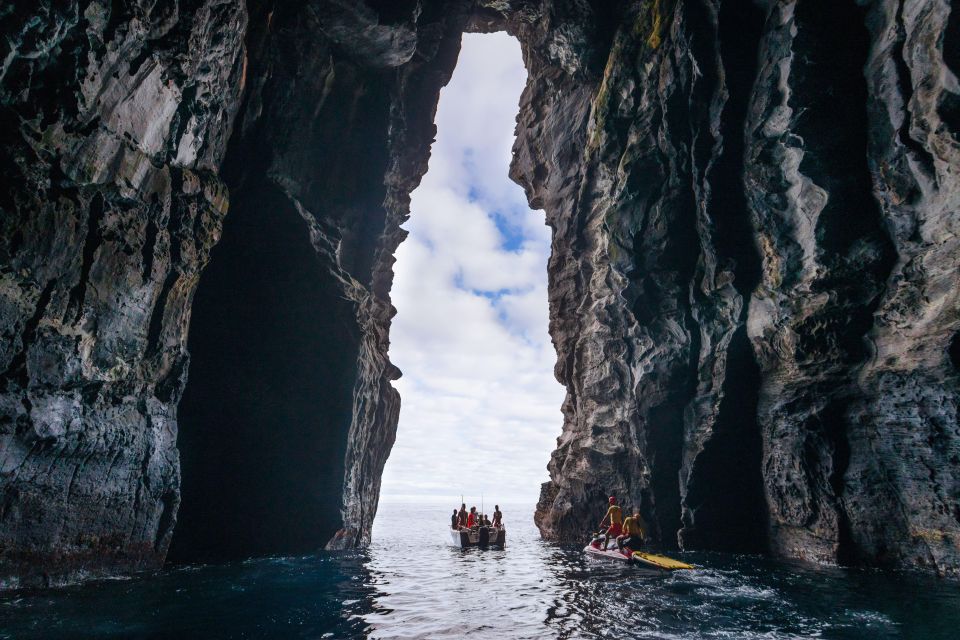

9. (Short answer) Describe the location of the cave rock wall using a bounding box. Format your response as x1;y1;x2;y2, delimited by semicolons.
0;0;958;587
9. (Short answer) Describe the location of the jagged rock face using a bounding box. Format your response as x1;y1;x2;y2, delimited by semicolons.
170;0;470;559
0;0;245;586
529;0;960;577
0;0;958;587
744;0;960;572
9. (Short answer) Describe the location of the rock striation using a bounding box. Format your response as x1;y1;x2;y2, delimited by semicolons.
0;0;957;586
0;0;245;587
529;0;960;577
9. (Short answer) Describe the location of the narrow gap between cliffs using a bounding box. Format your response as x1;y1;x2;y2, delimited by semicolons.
376;33;564;516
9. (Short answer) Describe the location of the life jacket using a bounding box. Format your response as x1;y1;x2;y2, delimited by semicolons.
607;505;623;525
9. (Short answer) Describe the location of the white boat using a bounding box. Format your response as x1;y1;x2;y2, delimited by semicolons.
450;526;506;549
584;544;633;562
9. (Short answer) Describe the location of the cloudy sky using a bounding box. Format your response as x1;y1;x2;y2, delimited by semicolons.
379;33;565;506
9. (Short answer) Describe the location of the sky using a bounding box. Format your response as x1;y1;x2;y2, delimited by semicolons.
379;33;565;506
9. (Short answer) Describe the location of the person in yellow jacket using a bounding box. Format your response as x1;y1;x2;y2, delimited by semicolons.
616;509;647;553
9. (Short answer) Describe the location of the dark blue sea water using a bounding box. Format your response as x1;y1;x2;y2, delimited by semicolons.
2;502;959;639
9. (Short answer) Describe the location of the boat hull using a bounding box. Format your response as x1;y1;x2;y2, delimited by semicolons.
450;527;506;549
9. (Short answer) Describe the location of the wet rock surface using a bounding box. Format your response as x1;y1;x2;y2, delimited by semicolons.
0;0;958;586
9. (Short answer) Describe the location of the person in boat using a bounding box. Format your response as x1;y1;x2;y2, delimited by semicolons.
599;495;623;550
482;514;491;526
616;509;647;553
467;506;478;529
451;509;459;530
492;505;503;528
458;503;468;529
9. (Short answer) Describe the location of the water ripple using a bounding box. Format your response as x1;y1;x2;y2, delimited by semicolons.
0;503;957;638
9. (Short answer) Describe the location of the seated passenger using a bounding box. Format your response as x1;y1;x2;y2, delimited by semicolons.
617;510;647;553
482;514;491;526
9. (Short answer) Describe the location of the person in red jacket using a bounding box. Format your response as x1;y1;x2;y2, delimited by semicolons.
467;506;478;528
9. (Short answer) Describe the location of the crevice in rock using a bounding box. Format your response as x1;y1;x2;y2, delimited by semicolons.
945;3;960;76
643;166;701;550
679;0;767;555
710;0;763;295
141;215;159;285
804;398;856;565
145;271;176;357
822;399;854;564
166;84;198;162
0;279;56;388
67;193;105;324
949;331;960;371
168;183;359;564
154;490;177;553
684;327;767;552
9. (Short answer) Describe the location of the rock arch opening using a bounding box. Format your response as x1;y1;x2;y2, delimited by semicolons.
378;33;563;507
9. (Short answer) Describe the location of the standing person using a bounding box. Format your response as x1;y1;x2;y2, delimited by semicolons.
451;509;459;530
467;506;478;528
599;496;623;550
616;509;647;553
458;503;468;528
492;505;503;528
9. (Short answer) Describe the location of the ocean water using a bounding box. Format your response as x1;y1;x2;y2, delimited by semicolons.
2;502;959;639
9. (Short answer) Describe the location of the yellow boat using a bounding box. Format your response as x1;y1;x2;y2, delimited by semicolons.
631;551;694;572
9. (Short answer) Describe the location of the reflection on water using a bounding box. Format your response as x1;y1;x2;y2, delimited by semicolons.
0;502;958;639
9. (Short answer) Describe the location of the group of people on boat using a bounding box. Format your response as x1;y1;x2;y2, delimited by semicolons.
451;503;503;530
597;495;646;554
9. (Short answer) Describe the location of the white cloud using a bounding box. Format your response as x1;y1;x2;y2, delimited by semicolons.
380;33;564;506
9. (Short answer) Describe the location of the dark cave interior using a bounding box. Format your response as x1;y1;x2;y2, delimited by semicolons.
168;184;359;563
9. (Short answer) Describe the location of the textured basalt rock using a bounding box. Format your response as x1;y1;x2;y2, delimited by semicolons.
0;0;245;587
530;0;959;577
1;0;958;586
